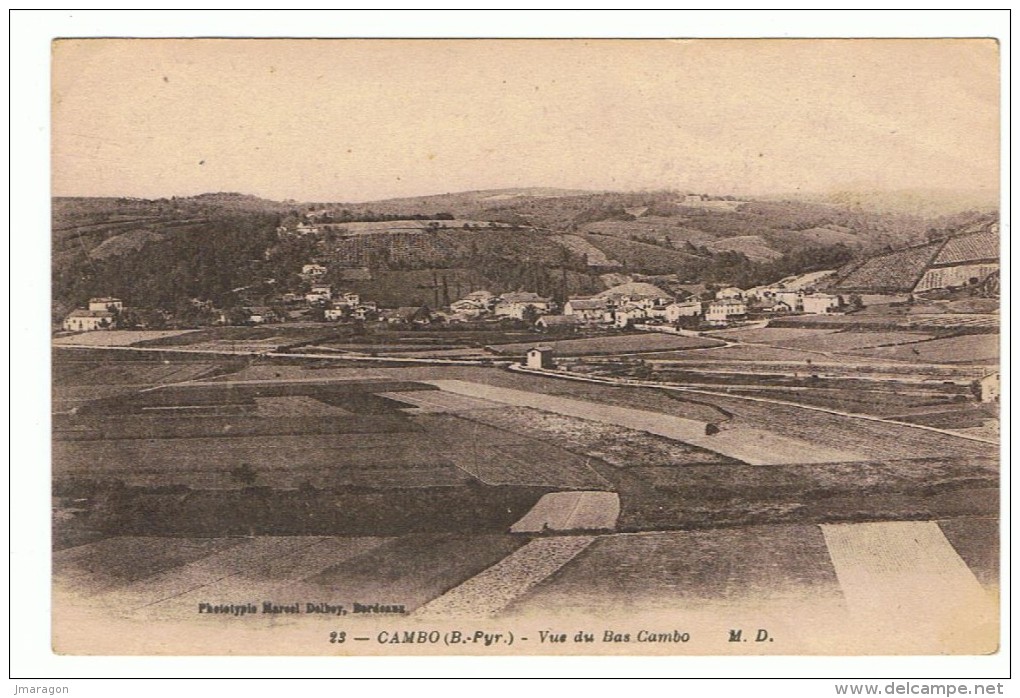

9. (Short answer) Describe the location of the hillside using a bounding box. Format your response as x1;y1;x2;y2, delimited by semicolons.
52;189;998;316
579;234;700;275
827;219;1000;295
704;236;782;262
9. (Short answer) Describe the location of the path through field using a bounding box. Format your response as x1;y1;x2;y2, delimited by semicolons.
412;536;597;618
427;380;864;465
510;492;620;533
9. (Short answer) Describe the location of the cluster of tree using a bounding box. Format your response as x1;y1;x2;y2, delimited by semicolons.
571;205;637;227
675;243;856;289
471;257;568;302
481;191;676;230
53;212;280;312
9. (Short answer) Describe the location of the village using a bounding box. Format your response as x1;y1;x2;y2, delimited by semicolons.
60;267;859;335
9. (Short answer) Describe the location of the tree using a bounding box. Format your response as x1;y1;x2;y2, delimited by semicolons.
441;275;451;308
521;305;542;326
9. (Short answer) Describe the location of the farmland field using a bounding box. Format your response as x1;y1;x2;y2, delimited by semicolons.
457;406;738;467
290;533;527;614
938;518;999;589
253;395;356;416
848;334;999;364
487;333;723;356
53;413;410;440
53;359;226;386
75;379;436;415
886;404;998;429
51;350;1000;639
202;365;390;382
706;327;839;343
777;330;934;351
52;537;250;595
771;312;999;331
506;526;843;616
144;537;395;613
411;413;612;489
677;392;998;460
52;329;201;347
722;386;971;418
53;433;471;488
648;345;844;363
132;325;344;348
627;456;995;492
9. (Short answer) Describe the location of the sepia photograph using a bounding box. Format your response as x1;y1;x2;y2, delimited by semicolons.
38;30;1002;665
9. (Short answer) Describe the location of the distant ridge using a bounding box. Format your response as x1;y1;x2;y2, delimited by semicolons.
769;188;999;218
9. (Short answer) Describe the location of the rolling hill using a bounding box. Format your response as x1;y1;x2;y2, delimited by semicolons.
52;189;998;315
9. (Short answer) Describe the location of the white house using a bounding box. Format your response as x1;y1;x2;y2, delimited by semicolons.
62;309;116;332
493;292;553;320
324;307;350;321
301;263;328;277
664;301;703;323
705;299;747;325
351;303;377;320
536;315;581;331
306;283;333;303
88;297;123;313
331;291;360;307
246;306;276;324
801;293;842;315
525;346;555;369
614;304;647;328
773;290;804;312
563;298;608;322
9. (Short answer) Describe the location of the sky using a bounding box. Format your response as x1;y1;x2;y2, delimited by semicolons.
51;38;1000;203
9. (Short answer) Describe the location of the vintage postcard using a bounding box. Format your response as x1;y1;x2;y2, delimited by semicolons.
50;38;1001;656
